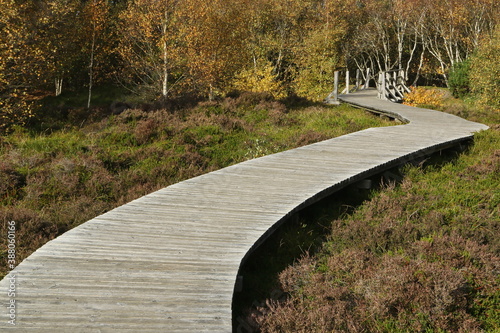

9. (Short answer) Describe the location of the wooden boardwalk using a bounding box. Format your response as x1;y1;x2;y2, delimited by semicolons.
1;89;488;332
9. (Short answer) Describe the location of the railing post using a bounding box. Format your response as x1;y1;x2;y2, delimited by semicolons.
397;70;403;97
399;69;411;94
379;71;387;100
333;70;339;101
389;71;395;100
345;70;350;94
324;70;341;104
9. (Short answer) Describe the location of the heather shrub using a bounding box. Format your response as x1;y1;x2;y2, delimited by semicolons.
255;100;288;126
134;118;159;145
253;128;500;332
295;131;329;146
258;227;498;332
213;114;246;131
1;98;391;279
0;206;59;271
0;161;25;204
234;91;274;109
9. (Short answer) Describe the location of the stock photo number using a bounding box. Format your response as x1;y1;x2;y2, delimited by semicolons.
6;220;17;325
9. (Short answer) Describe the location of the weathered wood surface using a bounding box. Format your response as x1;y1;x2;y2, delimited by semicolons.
0;89;488;332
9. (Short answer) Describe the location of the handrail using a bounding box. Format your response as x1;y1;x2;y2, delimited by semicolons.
377;69;411;102
326;68;412;105
325;68;371;105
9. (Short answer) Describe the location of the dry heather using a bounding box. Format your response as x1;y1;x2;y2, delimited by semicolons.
252;126;500;332
0;94;392;279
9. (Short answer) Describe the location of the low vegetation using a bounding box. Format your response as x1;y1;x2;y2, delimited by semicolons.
403;87;446;110
403;86;500;126
244;91;499;332
0;93;393;279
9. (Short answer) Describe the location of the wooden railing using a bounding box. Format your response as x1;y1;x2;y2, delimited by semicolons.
325;68;411;104
325;68;371;105
377;69;411;103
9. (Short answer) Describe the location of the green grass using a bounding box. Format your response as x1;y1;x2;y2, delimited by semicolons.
0;92;393;279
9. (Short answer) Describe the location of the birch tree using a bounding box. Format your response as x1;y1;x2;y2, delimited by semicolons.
180;0;248;100
292;0;347;100
419;0;499;86
36;0;83;96
83;0;110;108
118;0;183;100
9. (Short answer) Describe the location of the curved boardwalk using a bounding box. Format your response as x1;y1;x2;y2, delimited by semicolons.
1;89;488;332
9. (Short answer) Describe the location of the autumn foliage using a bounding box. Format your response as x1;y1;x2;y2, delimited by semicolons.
470;25;500;110
0;0;498;130
403;86;445;109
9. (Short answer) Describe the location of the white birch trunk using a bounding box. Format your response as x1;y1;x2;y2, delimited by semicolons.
162;9;169;99
55;77;63;96
88;6;96;109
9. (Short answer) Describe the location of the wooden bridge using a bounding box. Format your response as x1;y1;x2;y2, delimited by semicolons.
0;89;488;332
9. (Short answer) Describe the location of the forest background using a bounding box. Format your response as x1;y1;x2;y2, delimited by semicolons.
1;0;499;133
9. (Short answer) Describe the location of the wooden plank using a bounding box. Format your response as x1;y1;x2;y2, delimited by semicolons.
0;89;488;331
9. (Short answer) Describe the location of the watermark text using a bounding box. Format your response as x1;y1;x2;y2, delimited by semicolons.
6;221;17;325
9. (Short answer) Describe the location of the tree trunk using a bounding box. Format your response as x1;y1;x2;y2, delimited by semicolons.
209;84;214;101
55;77;63;96
161;9;169;99
88;18;96;109
87;0;101;109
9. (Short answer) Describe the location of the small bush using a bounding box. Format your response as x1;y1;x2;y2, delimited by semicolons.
449;60;471;98
232;61;286;99
403;86;445;109
0;90;35;134
0;162;25;204
235;91;274;108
